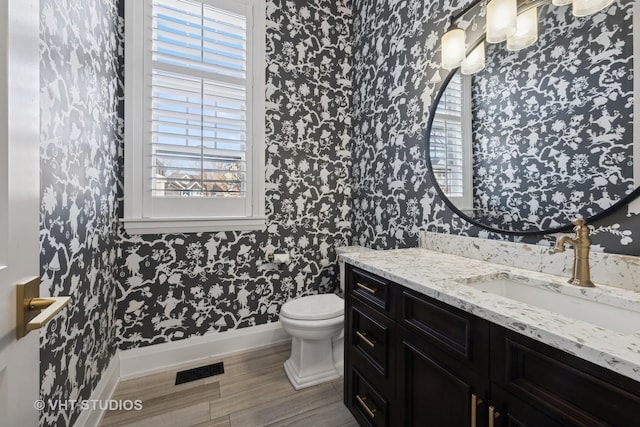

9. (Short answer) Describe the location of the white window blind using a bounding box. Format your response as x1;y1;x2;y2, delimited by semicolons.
124;0;266;234
150;0;248;199
430;73;465;198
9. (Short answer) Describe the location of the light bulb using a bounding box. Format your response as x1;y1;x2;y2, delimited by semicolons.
441;28;466;69
486;0;517;44
507;7;538;51
552;0;572;5
573;0;614;17
461;42;486;75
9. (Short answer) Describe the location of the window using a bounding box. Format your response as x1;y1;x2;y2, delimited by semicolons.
124;0;265;234
429;73;473;212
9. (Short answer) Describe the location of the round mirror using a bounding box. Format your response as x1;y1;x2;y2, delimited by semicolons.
426;1;639;234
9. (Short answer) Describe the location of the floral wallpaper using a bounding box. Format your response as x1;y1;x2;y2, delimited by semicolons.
35;0;640;425
114;0;353;350
350;0;640;255
39;0;122;425
469;3;634;231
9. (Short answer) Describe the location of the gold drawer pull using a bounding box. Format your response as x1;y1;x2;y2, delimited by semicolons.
471;394;483;427
356;282;376;294
356;394;376;419
489;405;500;427
356;330;376;348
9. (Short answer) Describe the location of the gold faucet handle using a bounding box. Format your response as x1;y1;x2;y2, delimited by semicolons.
572;218;591;238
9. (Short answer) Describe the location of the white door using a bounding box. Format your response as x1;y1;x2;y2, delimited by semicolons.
0;0;41;426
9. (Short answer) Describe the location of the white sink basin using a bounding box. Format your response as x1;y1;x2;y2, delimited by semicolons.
460;273;640;335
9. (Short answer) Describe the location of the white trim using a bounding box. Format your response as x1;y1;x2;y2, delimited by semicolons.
122;215;266;234
123;0;145;220
459;73;473;211
118;322;290;380
74;356;120;427
629;0;640;215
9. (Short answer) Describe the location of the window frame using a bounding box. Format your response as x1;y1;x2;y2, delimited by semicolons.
123;0;266;235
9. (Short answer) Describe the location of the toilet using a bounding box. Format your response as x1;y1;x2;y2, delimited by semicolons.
279;246;368;390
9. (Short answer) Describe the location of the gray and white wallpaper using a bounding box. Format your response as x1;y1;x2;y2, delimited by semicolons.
350;0;640;255
39;0;122;425
470;3;634;231
114;0;354;349
36;0;640;425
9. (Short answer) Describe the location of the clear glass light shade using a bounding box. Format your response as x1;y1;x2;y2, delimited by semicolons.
486;0;517;43
552;0;572;5
573;0;614;17
507;7;538;51
461;42;486;75
441;28;466;69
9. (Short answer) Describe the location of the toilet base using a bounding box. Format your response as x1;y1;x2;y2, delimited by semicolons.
283;336;341;390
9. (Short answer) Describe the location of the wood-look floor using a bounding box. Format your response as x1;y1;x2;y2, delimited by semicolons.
100;343;357;427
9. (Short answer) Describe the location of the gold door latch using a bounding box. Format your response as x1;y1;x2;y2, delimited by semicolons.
16;278;71;339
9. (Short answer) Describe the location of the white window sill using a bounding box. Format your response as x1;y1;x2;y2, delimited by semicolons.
121;216;267;235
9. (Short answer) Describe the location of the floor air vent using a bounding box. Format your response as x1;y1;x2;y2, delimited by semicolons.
175;361;225;385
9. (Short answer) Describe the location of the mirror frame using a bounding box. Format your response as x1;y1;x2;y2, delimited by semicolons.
425;64;640;235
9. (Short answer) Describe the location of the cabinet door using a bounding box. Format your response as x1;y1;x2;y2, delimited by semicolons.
397;326;489;427
491;325;640;426
490;384;564;427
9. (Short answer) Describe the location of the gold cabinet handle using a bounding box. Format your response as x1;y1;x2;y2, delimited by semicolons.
356;394;376;419
356;282;376;294
471;394;483;427
356;330;376;348
16;278;71;339
489;405;500;427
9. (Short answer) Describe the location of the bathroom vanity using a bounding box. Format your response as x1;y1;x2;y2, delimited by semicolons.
342;248;640;426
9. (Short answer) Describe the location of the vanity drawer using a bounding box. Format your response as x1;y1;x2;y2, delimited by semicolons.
491;325;640;426
349;299;395;381
348;266;394;316
348;367;391;427
399;288;488;372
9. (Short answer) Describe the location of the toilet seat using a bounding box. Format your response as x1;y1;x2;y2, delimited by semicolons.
280;294;343;321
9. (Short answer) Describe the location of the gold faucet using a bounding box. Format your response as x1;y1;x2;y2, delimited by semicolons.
551;218;594;287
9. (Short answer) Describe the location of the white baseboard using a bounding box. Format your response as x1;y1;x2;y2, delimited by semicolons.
75;354;120;427
118;322;290;380
72;322;289;426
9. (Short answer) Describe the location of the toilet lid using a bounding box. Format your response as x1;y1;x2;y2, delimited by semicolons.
281;294;344;321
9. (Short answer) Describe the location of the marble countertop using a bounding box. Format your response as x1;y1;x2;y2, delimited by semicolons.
341;248;640;383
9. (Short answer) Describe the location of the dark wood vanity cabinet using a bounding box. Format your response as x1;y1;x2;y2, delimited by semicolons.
396;287;490;427
396;325;489;426
345;266;397;426
490;326;640;426
344;263;640;427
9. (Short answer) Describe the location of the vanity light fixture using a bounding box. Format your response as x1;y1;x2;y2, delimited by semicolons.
507;6;538;51
572;0;614;17
461;42;486;74
441;27;467;69
486;0;518;43
440;0;616;75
